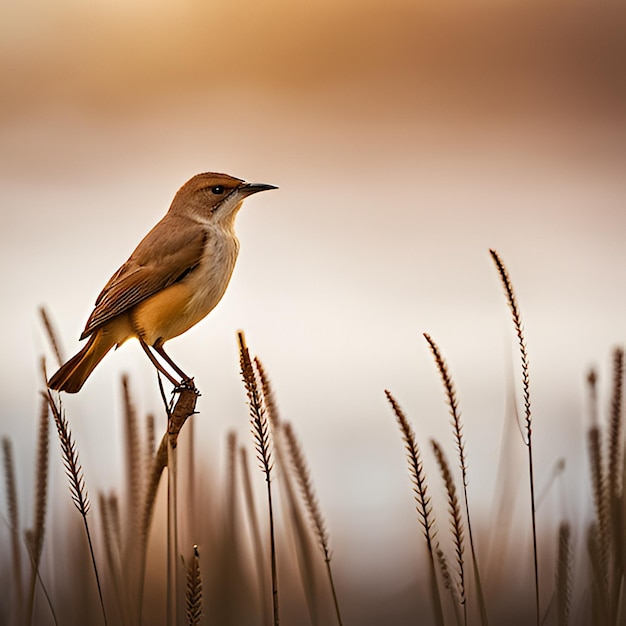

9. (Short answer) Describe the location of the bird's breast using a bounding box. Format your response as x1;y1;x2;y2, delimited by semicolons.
132;229;240;344
184;230;240;323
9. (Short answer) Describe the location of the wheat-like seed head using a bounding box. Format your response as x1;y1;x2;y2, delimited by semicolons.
238;331;273;477
255;356;282;431
283;422;330;561
436;544;463;626
2;436;24;619
608;348;624;502
122;375;142;541
490;248;539;624
385;390;436;549
45;391;90;517
490;248;531;437
588;425;609;583
431;439;466;606
30;395;50;566
39;306;65;368
424;333;468;486
556;522;572;626
186;545;202;626
2;437;19;541
586;522;609;623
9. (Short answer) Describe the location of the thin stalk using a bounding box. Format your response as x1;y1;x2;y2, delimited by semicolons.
23;534;59;626
283;422;343;625
240;447;272;626
266;468;279;626
436;545;463;626
44;390;108;626
26;395;50;626
167;433;179;626
254;358;318;624
424;333;488;625
490;248;539;626
385;390;444;626
99;492;129;626
137;383;198;625
2;437;24;624
607;347;624;623
431;439;466;626
238;331;279;625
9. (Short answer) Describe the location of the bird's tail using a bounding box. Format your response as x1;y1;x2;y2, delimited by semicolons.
48;330;116;393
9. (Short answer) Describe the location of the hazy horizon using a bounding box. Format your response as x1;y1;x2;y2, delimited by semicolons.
1;1;625;622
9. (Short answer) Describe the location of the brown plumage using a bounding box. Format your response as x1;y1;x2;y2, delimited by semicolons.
48;172;276;393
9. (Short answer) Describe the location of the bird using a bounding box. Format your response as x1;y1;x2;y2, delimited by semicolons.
48;172;277;393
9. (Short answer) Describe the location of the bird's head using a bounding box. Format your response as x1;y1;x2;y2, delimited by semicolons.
169;172;277;227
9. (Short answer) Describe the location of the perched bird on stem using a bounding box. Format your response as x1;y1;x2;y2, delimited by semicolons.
48;172;276;393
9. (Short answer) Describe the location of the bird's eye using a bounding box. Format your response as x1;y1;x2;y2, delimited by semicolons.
211;185;225;195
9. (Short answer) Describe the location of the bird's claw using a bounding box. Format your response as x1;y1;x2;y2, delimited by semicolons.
173;377;199;395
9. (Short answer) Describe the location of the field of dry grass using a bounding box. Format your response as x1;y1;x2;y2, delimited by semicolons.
1;249;623;626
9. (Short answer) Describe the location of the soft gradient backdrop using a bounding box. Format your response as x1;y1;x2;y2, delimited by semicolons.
1;0;625;617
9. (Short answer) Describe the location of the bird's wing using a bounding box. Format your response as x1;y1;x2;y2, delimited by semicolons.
80;215;207;339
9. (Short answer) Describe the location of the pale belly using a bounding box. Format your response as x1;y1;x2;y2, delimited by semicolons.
130;233;239;345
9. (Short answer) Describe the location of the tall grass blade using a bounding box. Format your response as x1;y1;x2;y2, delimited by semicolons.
137;386;198;623
555;522;572;626
283;421;344;626
586;369;609;614
240;446;272;626
44;390;108;626
2;437;25;624
39;306;65;368
424;333;488;625
99;492;129;626
490;248;539;625
121;376;142;544
185;545;202;626
587;523;609;625
238;330;280;626
25;395;50;626
166;422;179;626
607;347;624;622
254;356;322;623
436;545;463;626
431;439;466;625
385;389;444;626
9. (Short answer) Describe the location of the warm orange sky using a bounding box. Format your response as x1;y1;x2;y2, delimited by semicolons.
2;1;625;122
1;0;625;601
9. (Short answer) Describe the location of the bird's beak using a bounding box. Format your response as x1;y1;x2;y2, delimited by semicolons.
239;182;278;197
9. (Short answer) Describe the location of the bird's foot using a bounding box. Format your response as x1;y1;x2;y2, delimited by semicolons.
173;377;199;395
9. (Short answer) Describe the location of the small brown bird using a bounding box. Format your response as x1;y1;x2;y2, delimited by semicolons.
48;172;276;393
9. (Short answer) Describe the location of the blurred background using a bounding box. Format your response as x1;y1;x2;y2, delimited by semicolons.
1;0;625;623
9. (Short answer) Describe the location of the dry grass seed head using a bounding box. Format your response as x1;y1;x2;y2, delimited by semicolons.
186;545;202;626
431;439;466;606
489;248;531;435
556;522;572;626
39;305;65;367
255;356;282;431
283;421;330;560
423;333;468;485
31;395;51;564
385;390;436;548
238;331;273;476
608;347;624;502
45;391;90;516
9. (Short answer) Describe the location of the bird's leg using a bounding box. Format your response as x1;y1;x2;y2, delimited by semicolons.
153;342;194;389
138;337;181;387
